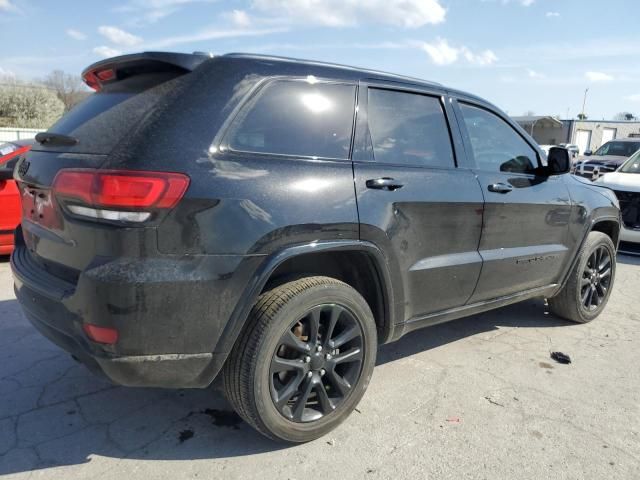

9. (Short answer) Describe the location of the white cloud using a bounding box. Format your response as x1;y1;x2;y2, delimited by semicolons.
420;38;498;66
93;46;122;58
420;38;459;65
116;0;217;25
142;27;288;49
463;48;498;66
98;26;142;46
0;67;16;78
546;11;560;17
527;68;545;79
252;0;446;28
0;0;16;12
625;94;640;102
224;9;251;27
585;71;614;82
66;29;86;41
483;0;534;6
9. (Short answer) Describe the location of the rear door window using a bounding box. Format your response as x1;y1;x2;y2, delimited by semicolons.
459;103;539;174
227;80;356;159
366;88;455;168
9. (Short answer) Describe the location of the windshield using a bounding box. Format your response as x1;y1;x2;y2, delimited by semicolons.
620;151;640;174
594;140;640;157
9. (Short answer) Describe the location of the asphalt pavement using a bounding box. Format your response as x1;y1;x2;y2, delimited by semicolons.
1;255;639;479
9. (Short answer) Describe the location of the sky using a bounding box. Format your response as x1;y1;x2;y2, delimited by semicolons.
1;0;639;120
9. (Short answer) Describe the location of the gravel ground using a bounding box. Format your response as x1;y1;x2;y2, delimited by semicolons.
0;254;639;479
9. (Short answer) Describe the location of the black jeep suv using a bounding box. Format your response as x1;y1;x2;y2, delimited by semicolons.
11;52;620;442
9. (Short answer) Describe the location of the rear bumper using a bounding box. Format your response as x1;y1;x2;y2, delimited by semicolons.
20;303;225;387
10;241;260;388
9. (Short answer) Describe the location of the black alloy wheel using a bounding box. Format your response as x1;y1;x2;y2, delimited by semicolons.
581;245;612;311
549;231;616;323
269;304;364;423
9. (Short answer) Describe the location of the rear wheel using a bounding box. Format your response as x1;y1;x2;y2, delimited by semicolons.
549;231;616;323
223;276;377;442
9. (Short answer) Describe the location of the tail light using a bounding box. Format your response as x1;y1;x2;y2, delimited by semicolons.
52;169;189;223
83;323;118;344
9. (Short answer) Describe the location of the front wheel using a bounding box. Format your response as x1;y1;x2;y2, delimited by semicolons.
223;276;377;442
549;231;616;323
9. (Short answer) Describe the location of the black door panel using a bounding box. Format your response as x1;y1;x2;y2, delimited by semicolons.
356;164;484;318
354;85;483;321
454;99;572;302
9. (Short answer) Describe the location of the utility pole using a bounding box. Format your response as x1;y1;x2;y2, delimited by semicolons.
581;88;589;119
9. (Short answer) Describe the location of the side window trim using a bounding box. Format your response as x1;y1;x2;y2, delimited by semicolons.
354;82;458;170
218;76;358;161
452;97;542;174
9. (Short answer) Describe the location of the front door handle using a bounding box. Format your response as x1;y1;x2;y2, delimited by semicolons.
366;177;404;191
488;182;513;194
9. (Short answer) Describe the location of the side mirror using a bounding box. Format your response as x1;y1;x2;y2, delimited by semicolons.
584;150;592;156
547;147;571;175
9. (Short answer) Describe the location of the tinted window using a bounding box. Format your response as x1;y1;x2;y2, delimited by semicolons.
460;103;539;174
228;81;356;159
367;88;454;168
43;72;183;154
594;141;640;157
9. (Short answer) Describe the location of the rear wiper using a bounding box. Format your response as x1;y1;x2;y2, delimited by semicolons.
35;132;78;146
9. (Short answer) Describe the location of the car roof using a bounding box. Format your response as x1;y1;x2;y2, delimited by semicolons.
604;138;640;143
223;52;444;88
222;53;493;107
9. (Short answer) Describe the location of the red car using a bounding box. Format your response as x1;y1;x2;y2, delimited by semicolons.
0;140;32;255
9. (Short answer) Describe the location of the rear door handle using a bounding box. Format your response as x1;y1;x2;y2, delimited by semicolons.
366;177;404;191
488;182;513;194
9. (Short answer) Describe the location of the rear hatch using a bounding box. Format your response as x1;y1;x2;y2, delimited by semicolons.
14;52;207;282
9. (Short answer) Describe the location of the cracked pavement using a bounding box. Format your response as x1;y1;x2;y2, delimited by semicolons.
1;255;639;479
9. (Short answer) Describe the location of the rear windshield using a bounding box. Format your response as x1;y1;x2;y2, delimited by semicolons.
594;141;640;157
37;72;183;154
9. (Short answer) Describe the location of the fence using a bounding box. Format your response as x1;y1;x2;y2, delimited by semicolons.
0;127;45;142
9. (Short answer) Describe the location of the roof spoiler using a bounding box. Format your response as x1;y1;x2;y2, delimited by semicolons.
81;51;211;91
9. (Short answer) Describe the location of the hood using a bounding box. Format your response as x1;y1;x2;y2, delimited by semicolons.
581;155;627;166
595;172;640;192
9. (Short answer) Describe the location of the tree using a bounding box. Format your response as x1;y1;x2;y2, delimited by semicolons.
613;112;636;121
42;70;90;112
577;113;588;120
523;110;535;117
0;84;64;128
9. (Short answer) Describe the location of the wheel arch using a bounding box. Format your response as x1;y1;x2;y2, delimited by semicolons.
214;240;399;358
555;214;620;295
591;218;620;247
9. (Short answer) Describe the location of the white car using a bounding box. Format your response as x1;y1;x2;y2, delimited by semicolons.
595;152;640;253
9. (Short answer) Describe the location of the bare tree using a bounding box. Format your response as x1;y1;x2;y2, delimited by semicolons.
613;112;636;121
42;70;90;112
577;113;588;120
0;84;64;128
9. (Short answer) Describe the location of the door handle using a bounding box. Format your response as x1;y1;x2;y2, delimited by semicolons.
488;182;513;194
366;177;404;191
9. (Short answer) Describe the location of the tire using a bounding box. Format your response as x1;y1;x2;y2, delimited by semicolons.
223;276;377;442
549;231;616;323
